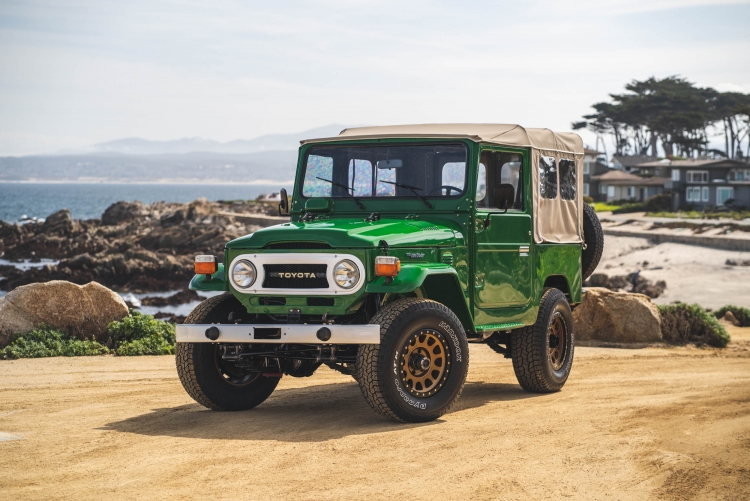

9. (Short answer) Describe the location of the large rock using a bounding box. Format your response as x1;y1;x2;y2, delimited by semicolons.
573;287;662;344
0;281;129;347
102;201;148;226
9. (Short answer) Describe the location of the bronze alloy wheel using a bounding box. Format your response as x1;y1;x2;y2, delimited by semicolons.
547;312;568;371
400;329;451;398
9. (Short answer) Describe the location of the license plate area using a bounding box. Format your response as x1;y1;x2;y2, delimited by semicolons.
253;327;282;340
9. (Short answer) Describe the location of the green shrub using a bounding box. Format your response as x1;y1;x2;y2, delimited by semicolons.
583;195;594;204
644;193;672;212
612;203;647;214
2;326;110;359
658;303;730;348
107;310;176;356
713;305;750;327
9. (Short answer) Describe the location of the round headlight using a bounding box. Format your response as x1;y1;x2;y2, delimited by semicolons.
333;259;359;289
231;260;257;288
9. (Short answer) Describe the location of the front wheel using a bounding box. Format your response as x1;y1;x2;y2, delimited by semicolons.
356;298;469;423
176;293;279;411
511;288;574;393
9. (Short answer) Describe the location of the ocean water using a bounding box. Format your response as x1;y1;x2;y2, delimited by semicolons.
0;182;291;222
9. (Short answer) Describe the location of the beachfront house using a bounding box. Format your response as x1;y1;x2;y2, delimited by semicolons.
612;154;658;173
582;148;610;201
638;159;750;210
591;170;669;203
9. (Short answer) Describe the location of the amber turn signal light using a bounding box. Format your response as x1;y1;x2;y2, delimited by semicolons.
195;255;217;275
375;256;400;277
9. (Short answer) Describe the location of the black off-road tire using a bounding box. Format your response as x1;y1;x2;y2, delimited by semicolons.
582;202;604;281
176;293;280;411
356;298;469;423
511;289;574;393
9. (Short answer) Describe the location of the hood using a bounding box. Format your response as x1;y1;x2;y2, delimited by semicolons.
226;217;461;249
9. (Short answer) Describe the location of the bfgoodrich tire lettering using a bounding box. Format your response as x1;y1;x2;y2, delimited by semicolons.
176;293;279;411
356;298;469;423
511;288;574;393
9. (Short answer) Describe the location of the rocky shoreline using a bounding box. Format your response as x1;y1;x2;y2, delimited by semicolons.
0;198;281;294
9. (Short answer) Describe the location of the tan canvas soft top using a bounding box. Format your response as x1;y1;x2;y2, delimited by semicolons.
301;124;584;244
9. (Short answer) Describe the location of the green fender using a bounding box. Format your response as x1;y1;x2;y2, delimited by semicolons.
366;264;475;335
189;264;228;292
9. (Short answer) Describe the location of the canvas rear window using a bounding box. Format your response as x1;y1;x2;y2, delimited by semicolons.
539;156;557;199
559;158;576;200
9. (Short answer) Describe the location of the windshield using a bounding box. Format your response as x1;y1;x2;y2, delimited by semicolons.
301;143;468;200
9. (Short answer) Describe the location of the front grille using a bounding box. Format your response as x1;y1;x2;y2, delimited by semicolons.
259;297;286;306
263;264;328;289
307;297;335;307
265;242;331;249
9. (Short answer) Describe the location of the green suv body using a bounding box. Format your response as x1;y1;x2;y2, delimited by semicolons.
175;124;603;422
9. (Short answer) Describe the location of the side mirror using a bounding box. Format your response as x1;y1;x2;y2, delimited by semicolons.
278;188;289;216
493;184;515;213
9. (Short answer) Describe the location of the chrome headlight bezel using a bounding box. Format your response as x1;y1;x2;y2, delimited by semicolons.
231;259;257;289
333;259;360;289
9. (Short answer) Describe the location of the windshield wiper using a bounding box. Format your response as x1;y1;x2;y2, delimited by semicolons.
378;180;434;209
315;177;365;210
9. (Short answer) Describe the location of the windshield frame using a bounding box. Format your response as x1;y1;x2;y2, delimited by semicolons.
296;140;471;204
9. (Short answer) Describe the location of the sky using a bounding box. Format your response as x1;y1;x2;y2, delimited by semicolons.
0;0;749;156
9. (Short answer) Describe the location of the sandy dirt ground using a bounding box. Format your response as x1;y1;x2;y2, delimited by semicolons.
598;235;750;309
1;327;749;501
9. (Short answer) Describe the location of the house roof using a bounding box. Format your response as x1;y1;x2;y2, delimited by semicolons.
591;170;669;186
584;148;602;156
637;158;749;168
612;154;658;167
301;124;584;155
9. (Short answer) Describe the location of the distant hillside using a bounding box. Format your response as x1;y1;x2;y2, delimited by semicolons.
0;150;298;183
93;124;350;155
0;124;357;183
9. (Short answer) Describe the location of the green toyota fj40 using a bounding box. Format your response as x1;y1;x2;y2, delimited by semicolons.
175;124;603;423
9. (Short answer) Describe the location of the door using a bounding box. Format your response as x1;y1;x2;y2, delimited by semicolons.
473;150;532;309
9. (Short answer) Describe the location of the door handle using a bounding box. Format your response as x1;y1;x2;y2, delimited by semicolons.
519;245;530;256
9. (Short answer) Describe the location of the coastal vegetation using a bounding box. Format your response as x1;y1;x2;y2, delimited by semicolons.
1;311;176;359
574;76;750;159
658;303;730;348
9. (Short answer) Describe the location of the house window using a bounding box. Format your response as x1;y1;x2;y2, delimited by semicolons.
686;171;708;183
607;186;615;198
672;169;680;181
701;187;709;202
600;184;607;195
686;187;702;202
627;187;635;198
717;187;734;205
583;183;589;196
583;162;591;175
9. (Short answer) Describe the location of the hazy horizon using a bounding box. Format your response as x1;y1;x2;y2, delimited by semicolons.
2;1;749;157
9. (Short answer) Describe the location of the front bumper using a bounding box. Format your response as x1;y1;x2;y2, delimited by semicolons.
176;324;380;344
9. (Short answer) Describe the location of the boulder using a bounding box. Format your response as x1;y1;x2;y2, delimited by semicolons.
0;281;129;347
42;209;75;235
102;201;148;226
721;311;741;327
573;287;662;344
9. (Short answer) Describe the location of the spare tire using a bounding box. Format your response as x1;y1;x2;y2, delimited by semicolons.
582;203;604;281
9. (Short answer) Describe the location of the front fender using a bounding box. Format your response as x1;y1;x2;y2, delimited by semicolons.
189;263;228;292
365;263;457;293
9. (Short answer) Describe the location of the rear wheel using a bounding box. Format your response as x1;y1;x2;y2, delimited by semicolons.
176;293;280;411
511;288;574;393
356;298;469;423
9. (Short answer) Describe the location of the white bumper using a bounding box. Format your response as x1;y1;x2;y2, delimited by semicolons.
176;324;381;344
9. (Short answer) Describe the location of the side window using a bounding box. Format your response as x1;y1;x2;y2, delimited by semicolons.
302;155;333;197
476;163;487;202
539;156;557;199
477;151;524;210
559;158;576;200
348;159;373;197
